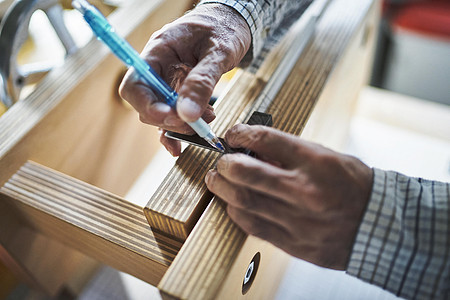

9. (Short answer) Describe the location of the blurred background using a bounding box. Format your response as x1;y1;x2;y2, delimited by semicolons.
371;0;450;105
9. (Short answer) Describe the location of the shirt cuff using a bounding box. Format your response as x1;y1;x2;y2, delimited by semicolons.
347;168;450;299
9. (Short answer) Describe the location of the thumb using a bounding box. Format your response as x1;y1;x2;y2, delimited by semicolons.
176;56;225;123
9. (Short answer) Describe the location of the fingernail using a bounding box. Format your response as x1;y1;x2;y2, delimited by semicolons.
164;144;178;157
205;170;215;185
164;116;184;127
203;107;216;123
177;96;201;122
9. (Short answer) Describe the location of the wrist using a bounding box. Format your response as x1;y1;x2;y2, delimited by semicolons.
341;156;373;267
194;3;252;58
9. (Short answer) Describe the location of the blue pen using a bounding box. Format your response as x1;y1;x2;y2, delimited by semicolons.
72;0;224;152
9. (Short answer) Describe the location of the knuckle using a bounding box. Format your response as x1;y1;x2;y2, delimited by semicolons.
215;43;235;61
149;27;166;40
223;154;246;176
311;200;328;214
189;70;208;82
269;175;286;192
245;126;273;149
249;225;271;241
118;78;131;100
224;124;246;146
185;72;216;92
250;125;270;141
139;113;151;125
245;219;264;237
291;145;305;160
276;170;299;191
234;188;254;210
315;151;336;166
303;191;327;213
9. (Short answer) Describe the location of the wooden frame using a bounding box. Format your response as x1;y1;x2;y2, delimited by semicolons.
0;0;379;298
144;0;324;240
0;0;193;296
158;0;379;298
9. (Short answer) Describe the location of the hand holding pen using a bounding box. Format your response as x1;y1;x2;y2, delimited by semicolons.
73;0;252;156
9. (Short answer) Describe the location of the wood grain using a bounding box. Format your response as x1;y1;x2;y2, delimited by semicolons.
0;0;192;196
158;0;379;298
144;1;321;240
0;0;193;295
159;199;292;300
271;0;379;149
0;161;182;286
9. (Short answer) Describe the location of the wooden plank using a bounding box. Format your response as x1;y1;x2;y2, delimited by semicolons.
144;0;321;240
0;0;192;196
159;200;291;300
297;0;379;150
0;161;183;286
158;0;378;299
0;0;192;295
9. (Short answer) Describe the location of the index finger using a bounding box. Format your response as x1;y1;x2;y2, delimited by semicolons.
119;67;192;133
215;153;298;202
225;124;300;167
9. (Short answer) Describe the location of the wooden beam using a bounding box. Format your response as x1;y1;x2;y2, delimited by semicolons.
0;161;182;286
0;0;193;294
157;0;379;298
288;0;379;150
158;199;292;300
0;0;193;196
144;0;321;240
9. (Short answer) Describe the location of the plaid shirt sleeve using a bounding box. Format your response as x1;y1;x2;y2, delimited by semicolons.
347;168;450;300
197;0;312;70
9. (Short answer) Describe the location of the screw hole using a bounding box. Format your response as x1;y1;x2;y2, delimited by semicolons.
242;252;260;295
15;77;24;87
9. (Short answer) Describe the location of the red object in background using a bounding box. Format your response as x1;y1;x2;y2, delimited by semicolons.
387;0;450;40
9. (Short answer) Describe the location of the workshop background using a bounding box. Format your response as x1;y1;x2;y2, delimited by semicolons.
0;0;449;299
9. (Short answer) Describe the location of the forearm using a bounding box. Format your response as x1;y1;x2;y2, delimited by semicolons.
197;0;313;69
347;169;450;299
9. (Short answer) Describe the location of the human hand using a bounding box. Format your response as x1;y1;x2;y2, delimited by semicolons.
119;4;251;156
205;124;373;269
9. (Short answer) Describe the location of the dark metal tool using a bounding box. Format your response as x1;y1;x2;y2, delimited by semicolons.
165;111;273;154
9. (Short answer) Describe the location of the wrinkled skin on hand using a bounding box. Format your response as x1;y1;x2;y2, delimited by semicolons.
205;124;373;270
119;4;251;156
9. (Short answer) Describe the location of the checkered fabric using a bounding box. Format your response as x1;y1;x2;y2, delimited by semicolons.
348;169;449;299
197;0;312;71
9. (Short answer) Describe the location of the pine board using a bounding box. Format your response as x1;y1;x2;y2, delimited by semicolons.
144;0;321;240
0;161;182;286
158;0;379;299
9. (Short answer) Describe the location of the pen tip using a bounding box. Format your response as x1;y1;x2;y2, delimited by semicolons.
209;136;225;153
203;132;226;153
215;141;225;152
